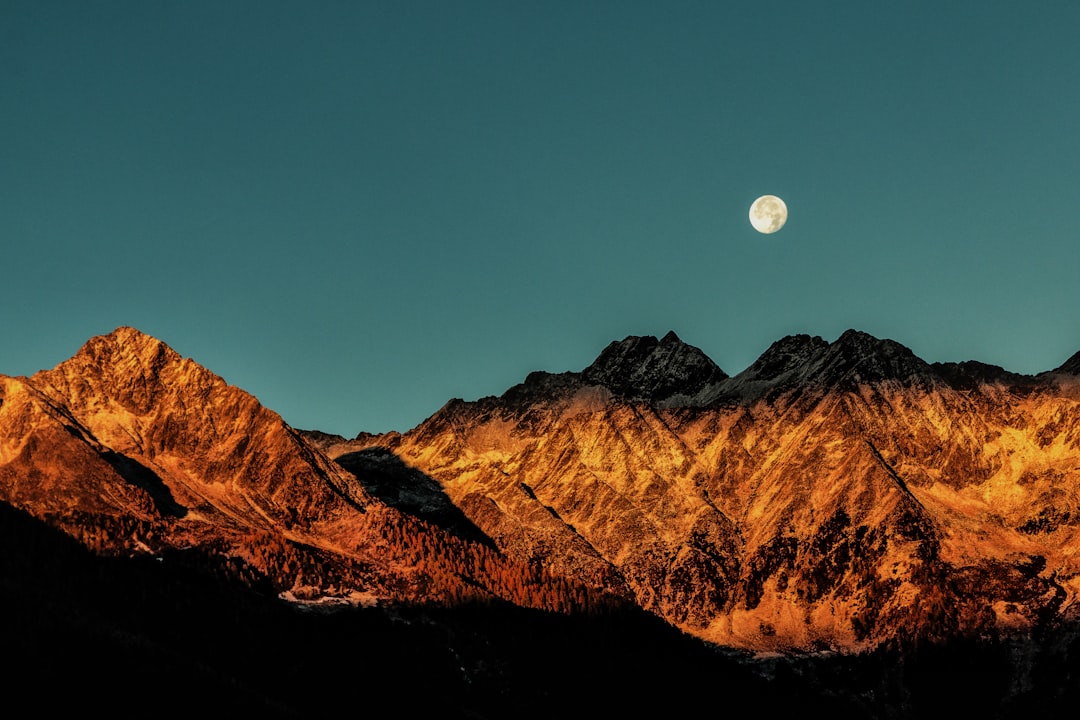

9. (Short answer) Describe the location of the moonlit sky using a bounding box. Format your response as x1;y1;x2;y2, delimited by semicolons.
3;2;1079;436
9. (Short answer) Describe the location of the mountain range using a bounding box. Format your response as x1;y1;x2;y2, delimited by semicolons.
2;326;1079;715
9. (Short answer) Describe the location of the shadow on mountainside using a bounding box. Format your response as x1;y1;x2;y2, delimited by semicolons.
101;449;187;518
333;447;493;546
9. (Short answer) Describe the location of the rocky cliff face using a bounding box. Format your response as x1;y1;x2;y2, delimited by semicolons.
22;327;370;525
4;326;1080;657
2;328;399;600
337;330;1080;652
0;328;609;610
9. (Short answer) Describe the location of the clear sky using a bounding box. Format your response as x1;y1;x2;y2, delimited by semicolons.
3;1;1079;436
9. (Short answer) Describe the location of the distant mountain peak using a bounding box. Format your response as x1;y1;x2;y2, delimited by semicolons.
68;326;181;374
1053;349;1080;375
816;329;932;385
94;325;170;350
931;360;1029;390
830;328;906;356
582;332;728;400
722;330;934;399
659;329;683;344
742;334;830;381
107;325;160;343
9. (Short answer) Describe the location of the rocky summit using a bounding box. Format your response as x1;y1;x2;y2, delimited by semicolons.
3;326;1080;713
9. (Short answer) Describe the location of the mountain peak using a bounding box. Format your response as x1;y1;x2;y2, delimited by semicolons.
108;325;161;344
582;332;727;401
831;328;896;353
73;326;180;369
1052;349;1080;375
818;330;932;385
16;325;373;539
660;330;683;345
60;327;185;385
32;326;226;422
723;330;934;399
744;334;830;380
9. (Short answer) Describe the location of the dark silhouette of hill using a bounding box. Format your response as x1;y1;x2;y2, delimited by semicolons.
3;499;1078;718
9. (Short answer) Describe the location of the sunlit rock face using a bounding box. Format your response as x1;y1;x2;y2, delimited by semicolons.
1;328;372;536
360;330;1080;652
0;328;518;607
3;326;1080;655
2;330;394;601
0;327;638;612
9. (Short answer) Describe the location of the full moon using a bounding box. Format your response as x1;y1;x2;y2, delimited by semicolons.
749;195;788;234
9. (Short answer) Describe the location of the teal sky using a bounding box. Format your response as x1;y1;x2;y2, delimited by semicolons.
3;1;1079;436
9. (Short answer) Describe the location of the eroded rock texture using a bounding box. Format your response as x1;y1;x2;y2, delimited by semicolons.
4;326;1080;656
328;330;1080;651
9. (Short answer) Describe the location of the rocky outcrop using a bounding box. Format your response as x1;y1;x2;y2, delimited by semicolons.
1053;350;1080;376
582;330;728;400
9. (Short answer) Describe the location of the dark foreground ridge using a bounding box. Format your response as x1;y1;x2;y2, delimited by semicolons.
3;501;1076;718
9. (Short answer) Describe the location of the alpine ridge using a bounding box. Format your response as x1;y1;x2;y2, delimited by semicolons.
0;327;619;611
3;326;1080;714
319;329;1080;653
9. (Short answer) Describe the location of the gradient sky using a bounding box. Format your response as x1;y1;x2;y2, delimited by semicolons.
3;1;1079;436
